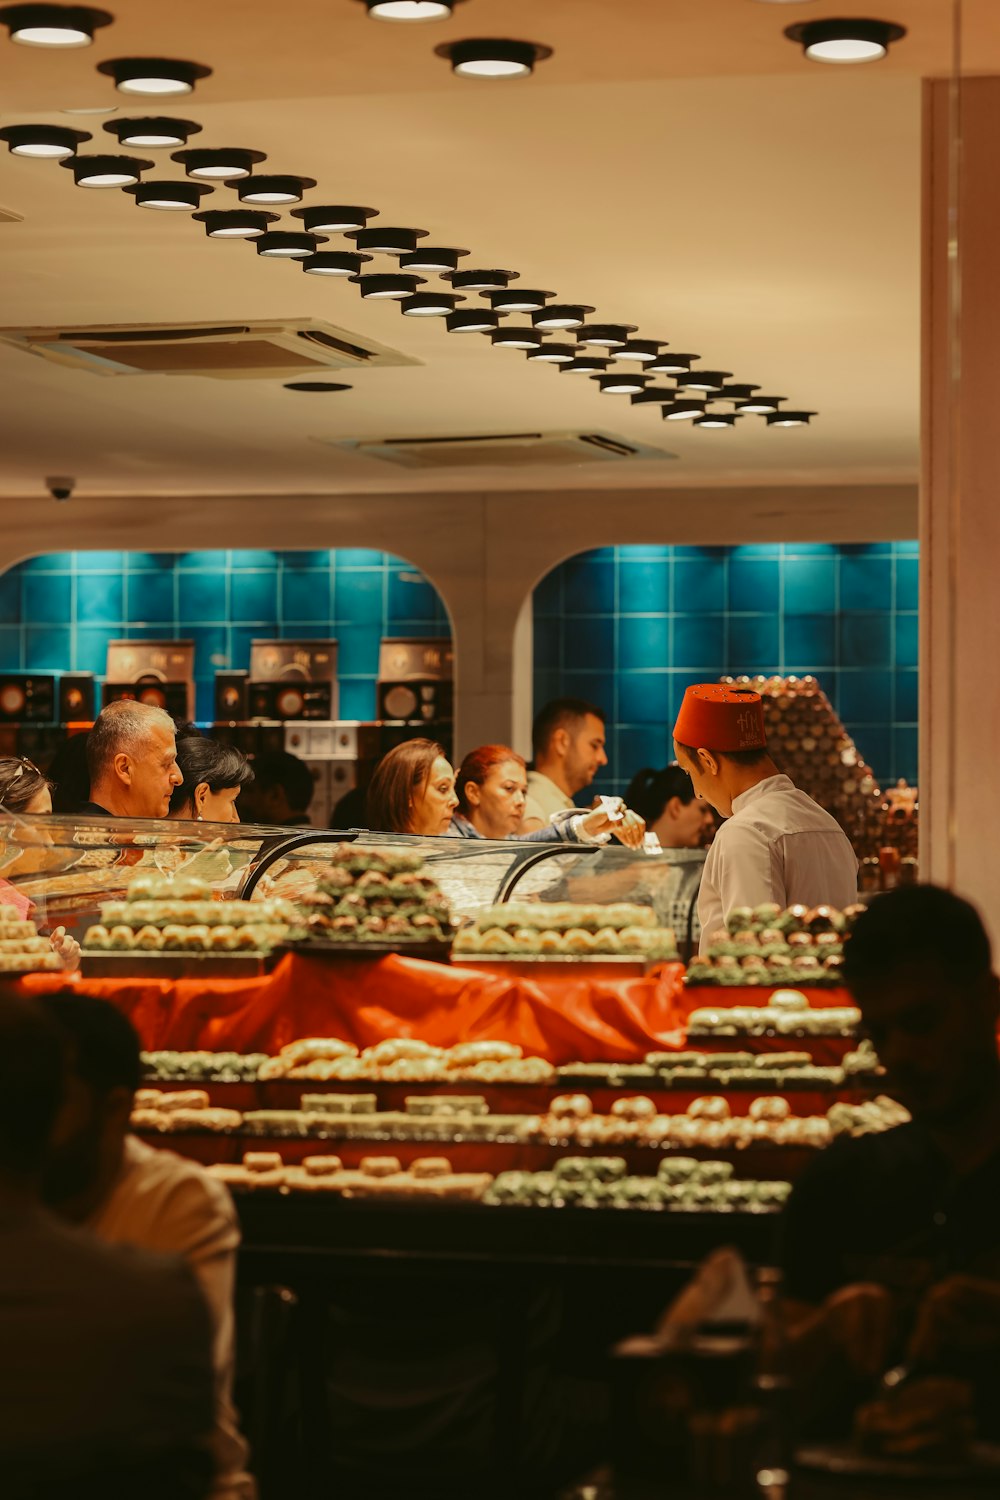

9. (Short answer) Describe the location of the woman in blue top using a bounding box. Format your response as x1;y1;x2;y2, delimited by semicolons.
452;743;645;847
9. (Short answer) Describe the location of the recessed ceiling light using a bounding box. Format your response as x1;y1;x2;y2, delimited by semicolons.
59;150;151;186
532;303;594;331
695;413;740;429
488;288;553;313
525;343;576;363
239;173;315;205
784;17;905;64
675;368;733;392
766;409;816;426
105;116;201;148
302;250;373;276
284;381;352;392
173;146;266;180
292;204;378;233
353;272;426;299
719;382;760;403
125;178;213;210
446;308;498;333
348;226;428;254
0;122;89;160
560;357;609;375
491;326;544;349
401;291;462;316
193;208;279;238
620;339;667;362
435;37;553;79
647;351;698;374
736;394;785;414
61;104;117;114
363;0;464;18
399;246;469;273
577;322;637;349
662;400;707;421
594;372;648;395
447;267;517;291
97;56;213;96
256;230;325;259
0;3;112;46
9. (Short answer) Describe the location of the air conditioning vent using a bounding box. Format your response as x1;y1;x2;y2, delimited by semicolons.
0;319;419;378
326;431;678;470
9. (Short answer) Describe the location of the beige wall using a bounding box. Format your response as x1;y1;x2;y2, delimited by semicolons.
3;481;916;754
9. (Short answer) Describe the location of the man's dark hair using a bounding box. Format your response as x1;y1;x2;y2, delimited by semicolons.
37;992;142;1096
624;763;696;823
0;993;66;1173
532;697;606;759
843;885;992;990
248;750;314;815
675;740;770;769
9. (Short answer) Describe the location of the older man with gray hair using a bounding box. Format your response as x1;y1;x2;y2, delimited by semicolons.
80;701;183;821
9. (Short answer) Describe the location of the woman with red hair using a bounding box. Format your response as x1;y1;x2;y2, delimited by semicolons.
452;744;645;847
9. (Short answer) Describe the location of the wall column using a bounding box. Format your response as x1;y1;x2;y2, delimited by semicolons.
921;77;1000;939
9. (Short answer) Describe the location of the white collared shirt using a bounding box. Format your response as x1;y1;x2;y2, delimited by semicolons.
697;773;859;953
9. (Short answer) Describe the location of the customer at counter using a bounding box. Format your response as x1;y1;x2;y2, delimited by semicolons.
522;697;609;829
237;750;313;827
672;684;857;950
624;763;716;849
454;743;645;846
80;701;183;821
169;731;254;825
780;885;1000;1447
0;757;81;968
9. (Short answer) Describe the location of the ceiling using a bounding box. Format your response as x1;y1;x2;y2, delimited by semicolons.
0;0;987;500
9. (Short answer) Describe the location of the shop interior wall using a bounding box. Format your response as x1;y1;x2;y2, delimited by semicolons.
2;481;917;757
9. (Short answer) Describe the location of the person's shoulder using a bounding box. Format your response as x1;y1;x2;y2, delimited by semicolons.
98;1136;239;1257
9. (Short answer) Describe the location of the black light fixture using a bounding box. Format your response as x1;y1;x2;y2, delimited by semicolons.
347;226;428;254
695;413;740;429
526;343;576;363
491;326;544;349
353;272;426;299
125;179;213;210
97;56;212;96
0;122;89;159
106;116;200;148
532;303;594;331
446;308;499;333
719;382;760;403
784;17;905;64
560;357;609;375
59;150;151;185
447;267;517;291
401;291;462;316
674;368;732;392
594;372;648;395
284;380;352;392
0;4;111;46
630;386;676;406
488;288;553;313
399;245;469;273
647;351;698;374
364;0;464;18
620;338;667;363
238;173;315;205
302;250;373;276
256;231;325;259
172;146;266;180
662;400;708;422
737;394;785;414
435;38;553;79
577;323;638;349
766;409;816;427
292;204;378;233
193;208;279;238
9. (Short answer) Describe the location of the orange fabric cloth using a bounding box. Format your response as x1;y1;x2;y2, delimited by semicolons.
672;683;767;751
20;953;692;1064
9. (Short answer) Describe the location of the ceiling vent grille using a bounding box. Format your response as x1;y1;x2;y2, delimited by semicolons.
327;431;678;470
0;319;419;378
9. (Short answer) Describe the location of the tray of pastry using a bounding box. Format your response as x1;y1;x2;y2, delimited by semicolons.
80;953;277;979
277;937;454;964
454;955;653;977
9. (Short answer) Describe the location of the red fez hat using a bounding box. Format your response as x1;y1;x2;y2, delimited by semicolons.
672;684;767;752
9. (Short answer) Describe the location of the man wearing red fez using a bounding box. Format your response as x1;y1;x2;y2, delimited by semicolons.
673;685;858;952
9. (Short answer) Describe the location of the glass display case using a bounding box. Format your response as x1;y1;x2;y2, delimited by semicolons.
0;811;706;958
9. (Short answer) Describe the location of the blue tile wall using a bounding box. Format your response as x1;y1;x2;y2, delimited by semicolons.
533;542;919;797
0;549;451;725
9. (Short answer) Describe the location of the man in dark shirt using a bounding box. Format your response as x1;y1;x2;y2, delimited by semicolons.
779;885;1000;1435
79;699;183;819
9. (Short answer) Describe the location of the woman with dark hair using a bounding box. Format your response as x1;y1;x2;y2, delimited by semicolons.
365;739;458;836
0;757;80;966
167;732;254;823
454;744;646;847
624;763;715;850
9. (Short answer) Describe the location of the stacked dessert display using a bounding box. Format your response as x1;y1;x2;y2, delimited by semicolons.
453;901;678;962
0;902;64;974
288;844;455;951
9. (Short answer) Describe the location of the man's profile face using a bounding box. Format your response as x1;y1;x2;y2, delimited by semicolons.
563;714;608;794
126;723;182;819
